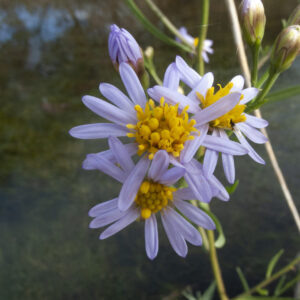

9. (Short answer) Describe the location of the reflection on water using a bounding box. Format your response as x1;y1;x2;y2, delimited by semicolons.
0;1;299;299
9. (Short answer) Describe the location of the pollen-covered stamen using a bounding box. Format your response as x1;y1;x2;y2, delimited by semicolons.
197;82;246;130
135;180;176;219
127;98;198;159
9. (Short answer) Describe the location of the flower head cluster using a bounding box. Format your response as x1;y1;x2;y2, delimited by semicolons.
69;24;268;259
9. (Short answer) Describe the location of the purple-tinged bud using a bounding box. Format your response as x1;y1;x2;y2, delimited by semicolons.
287;4;300;26
240;0;266;45
108;24;144;76
271;25;300;73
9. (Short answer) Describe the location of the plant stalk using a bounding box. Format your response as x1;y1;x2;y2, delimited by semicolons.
251;42;260;86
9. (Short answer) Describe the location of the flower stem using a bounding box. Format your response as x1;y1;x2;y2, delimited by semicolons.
256;69;269;88
246;71;280;112
207;230;229;300
251;42;260;86
198;0;210;75
233;255;300;299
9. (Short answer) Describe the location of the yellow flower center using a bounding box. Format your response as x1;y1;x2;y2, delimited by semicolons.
197;82;246;130
127;98;198;159
135;180;176;219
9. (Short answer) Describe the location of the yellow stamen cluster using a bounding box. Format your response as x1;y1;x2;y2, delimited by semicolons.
127;98;198;159
135;180;176;219
197;82;246;130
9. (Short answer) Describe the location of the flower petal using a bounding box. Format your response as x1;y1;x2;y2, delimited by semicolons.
208;175;229;201
89;198;118;217
158;167;185;185
174;188;196;200
174;199;215;230
69;123;128;139
89;208;126;229
244;113;268;128
236;123;268;144
230;75;244;91
240;87;259;104
194;92;242;126
118;157;150;211
119;62;147;107
163;62;180;90
148;150;169;181
100;208;139;239
203;148;219;178
145;214;159;260
222;153;235;184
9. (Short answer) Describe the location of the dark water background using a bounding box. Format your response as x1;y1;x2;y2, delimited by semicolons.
0;0;299;299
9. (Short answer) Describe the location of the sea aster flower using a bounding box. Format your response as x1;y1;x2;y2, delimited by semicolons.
150;56;268;184
88;137;215;259
176;26;214;63
108;24;144;75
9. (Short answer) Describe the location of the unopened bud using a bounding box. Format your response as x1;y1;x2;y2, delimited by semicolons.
144;46;154;60
287;4;300;26
108;24;145;77
271;25;300;72
240;0;266;45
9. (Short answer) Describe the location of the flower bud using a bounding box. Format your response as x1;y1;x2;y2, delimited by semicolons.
271;25;300;73
108;24;145;76
240;0;266;45
287;4;300;26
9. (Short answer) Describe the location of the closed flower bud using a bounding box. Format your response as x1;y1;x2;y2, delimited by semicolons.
287;4;300;26
271;25;300;72
108;24;145;76
240;0;266;45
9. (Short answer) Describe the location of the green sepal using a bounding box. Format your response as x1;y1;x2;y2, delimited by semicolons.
226;180;239;195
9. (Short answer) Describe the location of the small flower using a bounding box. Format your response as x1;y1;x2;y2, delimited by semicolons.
176;27;214;63
88;137;215;259
149;56;266;184
240;0;266;45
108;24;144;76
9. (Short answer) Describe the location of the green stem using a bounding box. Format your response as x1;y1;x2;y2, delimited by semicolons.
234;255;300;299
256;69;269;88
246;71;280;112
144;61;162;85
207;230;229;300
144;0;193;49
198;0;210;75
251;42;260;87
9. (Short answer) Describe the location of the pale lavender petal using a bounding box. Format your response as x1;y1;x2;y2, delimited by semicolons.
69;123;128;139
99;83;136;114
236;123;268;144
244;114;268;128
158;167;185;185
119;63;147;107
202;51;209;63
203;148;219;178
100;208;139;239
230;75;244;91
202;135;248;155
240;87;259;104
180;124;209;164
161;211;188;257
234;128;265;164
194;92;242;126
148;150;169;181
82;95;136;125
222;153;235;184
187;72;214;103
118;157;150;211
174;188;196;200
145;214;159;260
108;137;135;173
89;208;126;228
175;56;201;88
163;63;180;90
166;208;202;246
89;198;118;217
174;199;215;230
149;86;199;114
208;175;229;201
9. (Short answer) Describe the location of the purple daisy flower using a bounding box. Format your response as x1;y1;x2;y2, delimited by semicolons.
88;137;215;259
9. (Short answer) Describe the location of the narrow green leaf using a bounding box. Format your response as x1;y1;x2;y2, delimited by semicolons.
237;296;296;300
265;249;284;279
274;274;287;296
236;267;250;292
202;281;216;300
126;0;193;53
276;271;300;296
267;85;300;103
226;180;239;195
256;288;269;296
199;205;226;248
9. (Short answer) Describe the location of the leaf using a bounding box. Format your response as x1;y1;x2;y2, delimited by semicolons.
237;296;296;300
199;205;226;248
266;85;300;103
265;249;284;279
274;275;287;296
226;180;239;195
256;288;269;296
275;271;300;296
236;267;250;292
126;0;193;53
202;281;216;300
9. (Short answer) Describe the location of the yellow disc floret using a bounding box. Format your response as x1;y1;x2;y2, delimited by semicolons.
135;180;176;219
197;82;246;130
127;98;198;159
